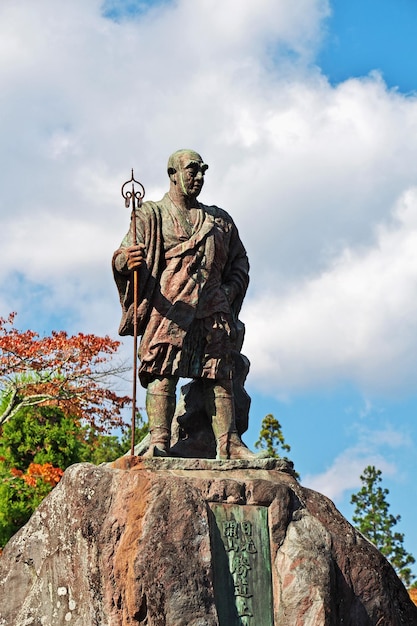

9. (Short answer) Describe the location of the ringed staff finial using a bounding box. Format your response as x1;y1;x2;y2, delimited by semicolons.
121;168;145;211
121;169;145;456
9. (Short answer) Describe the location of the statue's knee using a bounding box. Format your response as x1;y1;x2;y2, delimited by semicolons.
147;375;178;397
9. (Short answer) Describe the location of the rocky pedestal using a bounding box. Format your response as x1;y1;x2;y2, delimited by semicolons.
0;458;416;626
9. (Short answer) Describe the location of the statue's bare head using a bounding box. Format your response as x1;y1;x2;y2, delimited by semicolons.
167;149;209;199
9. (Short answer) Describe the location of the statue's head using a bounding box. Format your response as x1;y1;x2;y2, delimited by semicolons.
167;149;209;198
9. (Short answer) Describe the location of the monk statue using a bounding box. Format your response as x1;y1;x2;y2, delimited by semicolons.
113;149;256;459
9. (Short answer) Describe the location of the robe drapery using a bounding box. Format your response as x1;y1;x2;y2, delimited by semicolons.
113;194;249;386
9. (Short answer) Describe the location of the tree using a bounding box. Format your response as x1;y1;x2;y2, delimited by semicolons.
0;405;131;546
0;403;150;547
0;404;119;545
0;403;150;548
255;413;291;458
0;406;81;545
0;458;64;547
0;312;136;547
351;465;415;586
0;405;91;470
85;410;149;465
254;413;300;478
0;312;130;431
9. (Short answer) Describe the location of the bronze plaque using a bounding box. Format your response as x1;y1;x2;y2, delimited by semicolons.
209;504;273;626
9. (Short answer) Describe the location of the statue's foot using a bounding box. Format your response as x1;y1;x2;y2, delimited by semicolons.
142;444;168;458
141;426;170;458
216;431;259;460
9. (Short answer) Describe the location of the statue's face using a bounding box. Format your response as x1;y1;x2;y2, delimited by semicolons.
176;152;208;198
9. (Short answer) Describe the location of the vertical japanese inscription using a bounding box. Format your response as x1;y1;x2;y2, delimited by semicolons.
223;518;256;621
209;504;273;626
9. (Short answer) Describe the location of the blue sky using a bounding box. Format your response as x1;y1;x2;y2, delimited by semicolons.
319;0;417;93
1;0;417;577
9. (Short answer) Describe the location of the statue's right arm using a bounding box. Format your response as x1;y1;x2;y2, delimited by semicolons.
113;204;154;274
114;244;146;273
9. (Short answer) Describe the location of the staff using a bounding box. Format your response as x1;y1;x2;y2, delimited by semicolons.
121;169;145;455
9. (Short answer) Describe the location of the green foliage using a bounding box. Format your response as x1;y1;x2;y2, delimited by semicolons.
85;412;148;464
0;403;148;547
0;406;85;546
0;467;50;547
351;465;415;586
255;413;291;458
0;406;89;470
120;411;149;450
254;413;300;479
84;431;127;465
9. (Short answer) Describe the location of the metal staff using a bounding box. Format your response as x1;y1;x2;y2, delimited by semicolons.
121;169;145;456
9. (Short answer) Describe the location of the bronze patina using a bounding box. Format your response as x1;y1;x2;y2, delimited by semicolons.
113;149;256;459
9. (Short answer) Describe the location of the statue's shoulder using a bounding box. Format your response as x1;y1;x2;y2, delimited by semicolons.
136;197;167;223
140;198;163;214
201;203;233;224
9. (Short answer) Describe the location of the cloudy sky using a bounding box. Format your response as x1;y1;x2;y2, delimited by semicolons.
1;0;417;572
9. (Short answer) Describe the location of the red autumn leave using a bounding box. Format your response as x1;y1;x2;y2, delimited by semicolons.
10;463;64;487
0;313;130;431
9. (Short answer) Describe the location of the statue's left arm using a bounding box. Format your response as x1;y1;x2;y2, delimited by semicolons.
222;219;250;318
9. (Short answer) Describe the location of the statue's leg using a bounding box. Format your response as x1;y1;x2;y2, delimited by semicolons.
205;379;257;460
142;375;177;458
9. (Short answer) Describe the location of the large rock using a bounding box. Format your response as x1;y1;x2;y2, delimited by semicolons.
0;458;416;626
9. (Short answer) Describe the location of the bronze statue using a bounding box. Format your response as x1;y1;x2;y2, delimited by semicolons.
113;149;256;459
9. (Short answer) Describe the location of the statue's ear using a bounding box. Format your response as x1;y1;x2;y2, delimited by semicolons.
168;167;176;178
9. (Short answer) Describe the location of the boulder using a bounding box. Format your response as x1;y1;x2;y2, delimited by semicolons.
0;458;416;625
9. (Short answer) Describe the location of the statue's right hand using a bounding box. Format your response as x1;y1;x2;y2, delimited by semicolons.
125;244;146;270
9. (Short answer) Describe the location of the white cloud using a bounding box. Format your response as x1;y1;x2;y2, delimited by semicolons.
303;449;396;501
302;424;410;501
244;188;417;394
1;0;417;399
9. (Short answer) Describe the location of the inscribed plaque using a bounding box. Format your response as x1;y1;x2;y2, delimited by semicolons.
209;504;273;626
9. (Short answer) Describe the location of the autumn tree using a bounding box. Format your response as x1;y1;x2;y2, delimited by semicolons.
351;465;415;586
0;312;133;547
0;312;130;431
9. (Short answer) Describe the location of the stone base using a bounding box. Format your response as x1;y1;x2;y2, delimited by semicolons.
113;455;296;475
1;461;416;625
